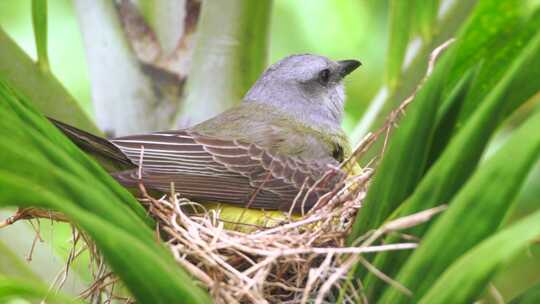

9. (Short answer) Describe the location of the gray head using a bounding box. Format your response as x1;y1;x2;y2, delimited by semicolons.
244;54;360;129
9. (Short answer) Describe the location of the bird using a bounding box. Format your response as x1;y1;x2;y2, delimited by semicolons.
52;54;361;215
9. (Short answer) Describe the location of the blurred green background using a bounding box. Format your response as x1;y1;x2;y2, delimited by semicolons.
1;1;539;302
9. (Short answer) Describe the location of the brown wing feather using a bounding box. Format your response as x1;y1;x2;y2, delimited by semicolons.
110;130;345;212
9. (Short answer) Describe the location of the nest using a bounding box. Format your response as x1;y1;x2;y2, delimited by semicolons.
134;149;444;303
3;176;444;304
142;167;372;303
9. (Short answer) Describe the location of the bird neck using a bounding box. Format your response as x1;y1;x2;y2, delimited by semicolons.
245;98;343;134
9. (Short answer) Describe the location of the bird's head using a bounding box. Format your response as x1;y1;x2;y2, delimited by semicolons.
244;54;361;128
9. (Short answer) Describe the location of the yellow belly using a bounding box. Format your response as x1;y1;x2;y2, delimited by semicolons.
196;163;362;232
199;203;297;232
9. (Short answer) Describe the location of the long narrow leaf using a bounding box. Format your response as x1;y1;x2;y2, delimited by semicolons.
353;4;490;169
511;283;540;304
0;276;81;304
454;8;540;130
363;27;540;298
31;0;49;72
419;209;540;303
0;81;151;230
348;0;532;242
348;51;454;242
425;66;477;167
380;109;540;302
444;0;524;93
385;0;414;90
416;0;440;42
0;178;209;304
0;80;210;303
428;8;539;170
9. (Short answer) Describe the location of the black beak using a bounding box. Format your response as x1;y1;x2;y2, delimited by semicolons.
338;59;361;77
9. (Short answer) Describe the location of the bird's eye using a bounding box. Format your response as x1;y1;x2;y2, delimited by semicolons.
318;69;331;85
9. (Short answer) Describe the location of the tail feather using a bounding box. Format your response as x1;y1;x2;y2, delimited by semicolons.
49;118;134;171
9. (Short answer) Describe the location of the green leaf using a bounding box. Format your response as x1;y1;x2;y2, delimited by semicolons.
396;4;540;227
445;0;522;83
0;83;151;229
385;0;414;90
428;7;540;169
424;66;478;167
348;51;454;244
490;242;540;302
418;209;540;304
416;0;440;42
0;241;41;282
349;0;532;240
350;0;476;142
379;109;540;303
351;0;524;144
31;0;49;72
0;179;208;304
510;282;540;304
362;25;540;299
0;79;211;303
451;7;540;134
0;276;81;304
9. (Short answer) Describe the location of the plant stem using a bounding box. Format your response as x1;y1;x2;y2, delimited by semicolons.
174;0;272;127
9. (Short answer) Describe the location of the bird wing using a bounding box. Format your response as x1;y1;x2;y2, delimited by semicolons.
109;130;345;212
